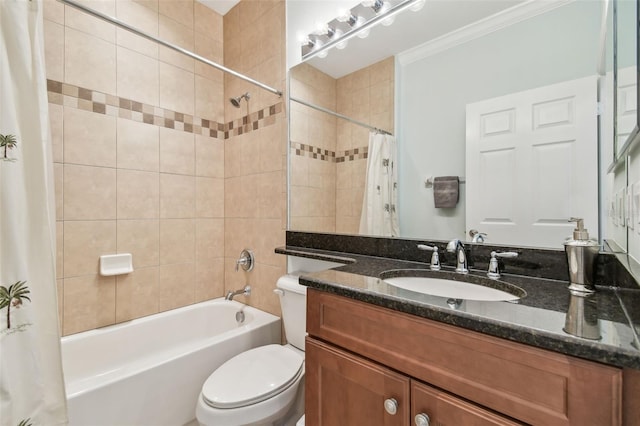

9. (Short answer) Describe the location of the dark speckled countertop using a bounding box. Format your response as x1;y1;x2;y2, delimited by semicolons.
276;245;640;370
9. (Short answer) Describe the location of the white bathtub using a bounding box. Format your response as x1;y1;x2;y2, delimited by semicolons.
61;299;281;426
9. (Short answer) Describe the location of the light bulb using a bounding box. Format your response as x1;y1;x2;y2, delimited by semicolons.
358;28;370;38
410;0;426;12
336;39;348;49
316;50;328;58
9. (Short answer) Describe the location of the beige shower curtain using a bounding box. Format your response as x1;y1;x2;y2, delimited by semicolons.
0;0;68;424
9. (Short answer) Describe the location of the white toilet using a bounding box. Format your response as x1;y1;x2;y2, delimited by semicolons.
196;275;306;426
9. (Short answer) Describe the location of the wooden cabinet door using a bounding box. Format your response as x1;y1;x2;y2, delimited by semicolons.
411;380;524;426
306;337;410;426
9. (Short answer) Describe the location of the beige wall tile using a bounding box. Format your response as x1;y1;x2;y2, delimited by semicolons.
257;171;283;220
195;75;224;122
158;262;195;311
64;164;116;220
253;218;285;268
44;19;64;82
195;258;224;302
194;33;224;82
160;218;194;264
224;175;257;218
117;46;159;106
195;135;223;178
65;27;116;96
160;173;195;218
159;62;195;116
158;14;194;72
159;127;194;175
117;219;160;268
195;177;224;218
159;0;194;28
64;0;116;43
195;218;224;261
56;278;64;330
63;274;116;335
63;220;116;277
194;1;222;41
49;103;63;163
117;169;160;219
54;163;63;220
117;118;159;172
251;264;284;316
115;266;159;322
116;0;159;58
64;107;116;167
56;221;64;279
44;0;64;24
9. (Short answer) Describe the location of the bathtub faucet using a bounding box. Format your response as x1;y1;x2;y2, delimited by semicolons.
225;285;251;301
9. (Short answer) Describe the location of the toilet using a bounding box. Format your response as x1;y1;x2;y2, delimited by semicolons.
196;274;306;426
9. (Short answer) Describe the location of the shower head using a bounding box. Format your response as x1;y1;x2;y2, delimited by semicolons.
229;92;250;108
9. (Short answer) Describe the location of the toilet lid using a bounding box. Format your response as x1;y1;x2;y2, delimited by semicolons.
202;344;304;409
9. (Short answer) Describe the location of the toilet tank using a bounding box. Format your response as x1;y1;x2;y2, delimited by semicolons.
276;274;307;351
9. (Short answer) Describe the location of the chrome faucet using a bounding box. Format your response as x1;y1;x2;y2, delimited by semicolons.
225;285;251;301
417;244;441;270
446;239;468;274
469;229;487;243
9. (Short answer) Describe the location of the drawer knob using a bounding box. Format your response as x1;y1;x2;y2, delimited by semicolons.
415;413;431;426
384;398;398;415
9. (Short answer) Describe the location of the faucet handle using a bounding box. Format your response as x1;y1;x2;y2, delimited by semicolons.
487;251;518;279
235;249;254;272
417;244;440;271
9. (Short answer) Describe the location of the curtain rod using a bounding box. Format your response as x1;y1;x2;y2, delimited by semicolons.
57;0;282;97
290;96;393;136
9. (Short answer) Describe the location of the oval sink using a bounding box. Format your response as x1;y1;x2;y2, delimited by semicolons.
380;270;525;302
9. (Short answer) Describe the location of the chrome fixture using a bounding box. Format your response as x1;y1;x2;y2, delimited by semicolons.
486;251;518;280
235;249;254;272
301;0;426;61
225;285;251;301
446;239;468;274
235;308;246;324
229;92;250;108
469;229;487;243
417;244;440;271
415;413;431;426
447;298;462;310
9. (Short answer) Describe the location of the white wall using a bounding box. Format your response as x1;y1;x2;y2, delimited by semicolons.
397;1;602;241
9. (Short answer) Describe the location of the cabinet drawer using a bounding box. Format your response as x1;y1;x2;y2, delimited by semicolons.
307;289;622;425
412;380;524;426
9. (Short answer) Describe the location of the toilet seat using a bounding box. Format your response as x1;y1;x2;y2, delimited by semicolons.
202;344;304;409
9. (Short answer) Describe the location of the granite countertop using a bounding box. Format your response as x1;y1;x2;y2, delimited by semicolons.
276;246;640;370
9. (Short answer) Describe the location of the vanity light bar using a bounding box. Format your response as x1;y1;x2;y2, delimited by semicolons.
301;0;425;61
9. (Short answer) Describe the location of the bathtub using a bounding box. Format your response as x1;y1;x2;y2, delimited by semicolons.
61;299;281;426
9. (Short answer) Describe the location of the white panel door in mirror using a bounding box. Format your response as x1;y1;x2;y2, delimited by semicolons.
466;75;598;247
617;66;638;154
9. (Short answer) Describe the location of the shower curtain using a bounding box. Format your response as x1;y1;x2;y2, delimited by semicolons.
359;132;399;237
0;0;68;425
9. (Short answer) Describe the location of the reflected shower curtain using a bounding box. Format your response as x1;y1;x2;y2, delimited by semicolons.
359;132;399;237
0;1;68;425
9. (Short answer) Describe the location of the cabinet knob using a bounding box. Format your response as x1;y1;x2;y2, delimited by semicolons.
415;413;431;426
383;398;398;415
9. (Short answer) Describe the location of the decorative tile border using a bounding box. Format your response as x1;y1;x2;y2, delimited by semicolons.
290;141;367;163
47;79;282;140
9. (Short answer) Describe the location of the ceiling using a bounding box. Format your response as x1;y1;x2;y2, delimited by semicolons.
197;0;240;15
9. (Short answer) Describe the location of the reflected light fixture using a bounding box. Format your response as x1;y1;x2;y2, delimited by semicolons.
301;0;426;61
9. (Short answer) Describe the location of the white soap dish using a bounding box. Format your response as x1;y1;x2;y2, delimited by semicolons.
100;253;133;276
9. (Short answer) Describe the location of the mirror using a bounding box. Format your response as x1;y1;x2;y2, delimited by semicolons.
288;0;617;250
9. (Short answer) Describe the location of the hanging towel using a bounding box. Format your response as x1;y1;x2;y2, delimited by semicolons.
433;176;459;208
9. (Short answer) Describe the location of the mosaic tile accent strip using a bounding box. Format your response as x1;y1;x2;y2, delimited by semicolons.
290;141;367;163
47;79;282;140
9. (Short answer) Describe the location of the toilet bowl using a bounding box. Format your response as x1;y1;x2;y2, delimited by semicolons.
196;275;307;426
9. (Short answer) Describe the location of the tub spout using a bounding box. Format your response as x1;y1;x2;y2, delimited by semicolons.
225;285;251;301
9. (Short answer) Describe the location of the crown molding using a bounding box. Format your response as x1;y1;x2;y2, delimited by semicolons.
397;0;574;66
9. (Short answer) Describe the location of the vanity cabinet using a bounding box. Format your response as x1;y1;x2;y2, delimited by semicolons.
305;289;625;426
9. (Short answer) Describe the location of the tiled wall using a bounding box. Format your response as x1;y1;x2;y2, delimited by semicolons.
222;0;287;317
289;57;395;235
43;0;287;335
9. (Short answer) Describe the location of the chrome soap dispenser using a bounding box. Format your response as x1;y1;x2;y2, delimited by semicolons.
563;218;600;293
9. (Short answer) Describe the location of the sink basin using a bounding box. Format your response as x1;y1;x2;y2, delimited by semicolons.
380;270;525;302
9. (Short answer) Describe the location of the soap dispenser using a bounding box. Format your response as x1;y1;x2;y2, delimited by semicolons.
563;218;600;293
